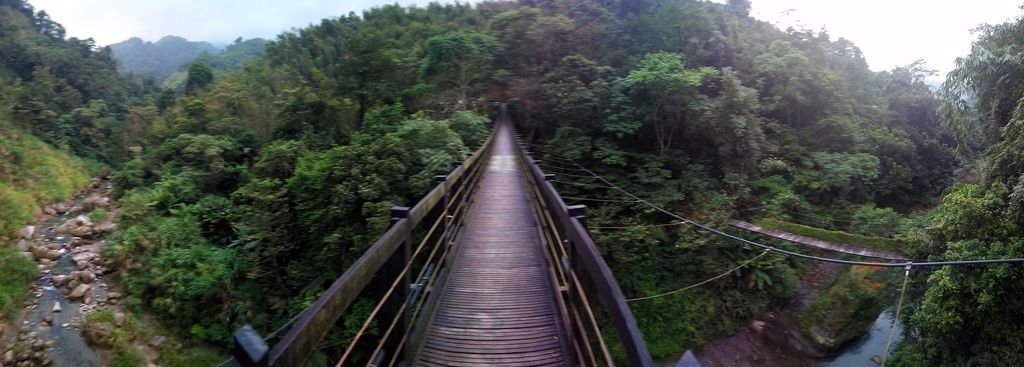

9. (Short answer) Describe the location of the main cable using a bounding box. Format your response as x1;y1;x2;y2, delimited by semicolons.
626;249;773;302
556;155;1024;268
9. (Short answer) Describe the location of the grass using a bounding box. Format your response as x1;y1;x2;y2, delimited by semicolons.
0;247;37;317
0;119;91;240
158;345;223;367
88;308;225;367
89;208;109;223
754;218;903;253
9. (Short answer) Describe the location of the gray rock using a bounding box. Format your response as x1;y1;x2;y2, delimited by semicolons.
93;222;117;235
44;251;60;261
51;275;68;287
71;271;95;284
68;225;93;238
29;246;48;260
51;302;61;313
82;196;110;211
68;284;91;300
71;252;98;264
3;350;13;364
16;240;29;252
16;226;34;239
43;206;56;215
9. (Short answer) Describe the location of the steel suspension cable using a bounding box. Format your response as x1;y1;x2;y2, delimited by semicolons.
553;154;1024;268
882;265;912;367
335;198;450;365
626;249;773;302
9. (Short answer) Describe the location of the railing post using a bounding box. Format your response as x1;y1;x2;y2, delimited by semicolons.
233;325;269;367
435;175;451;250
371;206;410;364
568;204;587;229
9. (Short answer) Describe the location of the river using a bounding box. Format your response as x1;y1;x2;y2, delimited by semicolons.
818;309;902;367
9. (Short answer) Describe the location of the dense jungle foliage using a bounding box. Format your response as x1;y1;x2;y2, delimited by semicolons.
2;0;1024;364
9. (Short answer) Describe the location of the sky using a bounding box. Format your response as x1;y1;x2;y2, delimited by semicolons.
28;0;1024;77
750;0;1022;77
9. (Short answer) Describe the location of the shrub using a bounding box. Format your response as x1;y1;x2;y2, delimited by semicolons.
89;208;109;223
0;247;36;316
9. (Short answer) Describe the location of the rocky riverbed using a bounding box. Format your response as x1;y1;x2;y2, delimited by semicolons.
1;178;123;367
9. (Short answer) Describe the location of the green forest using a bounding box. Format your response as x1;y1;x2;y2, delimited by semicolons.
2;0;1024;365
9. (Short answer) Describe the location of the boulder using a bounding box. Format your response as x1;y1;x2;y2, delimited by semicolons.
82;320;114;348
106;292;122;300
16;240;29;252
56;216;92;235
69;237;88;248
71;271;95;284
43;206;56;215
71;252;98;264
82;196;110;211
68;225;93;238
51;302;61;313
68;206;84;215
16;226;34;239
51;275;69;287
93;222;117;235
44;251;60;261
53;203;68;214
29;246;48;260
68;284;91;300
3;350;13;364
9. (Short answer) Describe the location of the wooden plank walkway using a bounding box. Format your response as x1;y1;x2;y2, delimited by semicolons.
413;121;570;366
728;219;906;260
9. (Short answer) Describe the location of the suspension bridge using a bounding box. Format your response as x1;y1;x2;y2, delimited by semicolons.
228;104;1024;367
231;104;657;367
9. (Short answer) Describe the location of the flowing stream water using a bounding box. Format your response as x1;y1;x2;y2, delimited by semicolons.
3;181;114;367
819;309;902;367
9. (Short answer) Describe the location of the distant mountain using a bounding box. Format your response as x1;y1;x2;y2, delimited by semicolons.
109;35;220;82
110;36;269;89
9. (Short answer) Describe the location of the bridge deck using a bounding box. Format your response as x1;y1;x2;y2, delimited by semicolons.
413;121;570;366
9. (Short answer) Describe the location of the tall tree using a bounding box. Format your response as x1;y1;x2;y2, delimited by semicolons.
420;31;502;108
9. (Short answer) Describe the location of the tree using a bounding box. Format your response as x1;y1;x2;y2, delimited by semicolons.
617;52;714;155
706;68;765;177
185;62;214;94
420;31;502;107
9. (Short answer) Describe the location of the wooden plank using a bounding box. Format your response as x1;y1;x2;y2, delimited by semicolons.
413;118;570;366
511;116;653;366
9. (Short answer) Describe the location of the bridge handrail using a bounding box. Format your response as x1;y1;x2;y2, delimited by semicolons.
512;132;654;367
233;125;497;367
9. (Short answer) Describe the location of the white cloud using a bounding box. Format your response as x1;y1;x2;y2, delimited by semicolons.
27;0;478;45
750;0;1023;76
26;0;1024;77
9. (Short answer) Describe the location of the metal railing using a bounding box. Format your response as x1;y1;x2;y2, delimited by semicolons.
511;129;654;366
233;105;653;366
233;126;496;367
